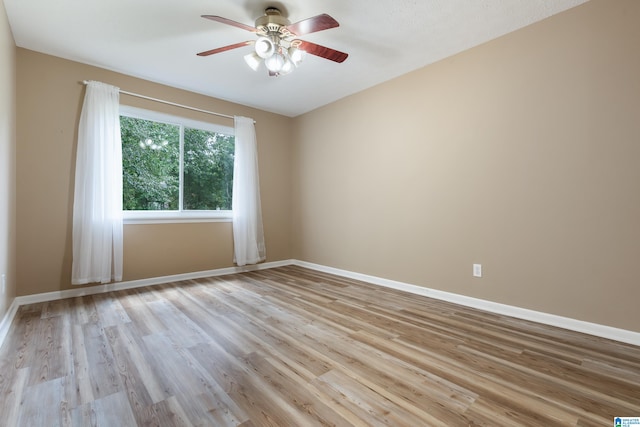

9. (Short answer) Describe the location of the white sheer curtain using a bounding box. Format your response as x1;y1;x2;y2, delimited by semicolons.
232;116;266;266
71;81;123;284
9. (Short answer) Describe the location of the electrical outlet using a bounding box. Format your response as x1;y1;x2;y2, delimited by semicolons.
1;274;5;294
473;264;482;278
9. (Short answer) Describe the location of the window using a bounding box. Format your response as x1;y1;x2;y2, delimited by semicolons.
120;106;234;223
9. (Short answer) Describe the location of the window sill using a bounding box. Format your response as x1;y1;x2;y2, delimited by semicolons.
123;211;233;224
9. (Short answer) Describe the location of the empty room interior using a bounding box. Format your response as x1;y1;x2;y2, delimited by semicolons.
1;0;639;425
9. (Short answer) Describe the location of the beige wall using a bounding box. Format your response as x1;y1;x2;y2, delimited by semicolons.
16;49;292;296
292;0;640;332
0;0;16;320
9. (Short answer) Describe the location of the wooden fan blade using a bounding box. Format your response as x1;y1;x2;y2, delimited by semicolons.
201;15;256;32
287;14;339;36
197;41;253;57
297;40;348;63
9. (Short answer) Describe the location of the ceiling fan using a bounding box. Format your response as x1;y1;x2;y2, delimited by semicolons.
197;7;348;76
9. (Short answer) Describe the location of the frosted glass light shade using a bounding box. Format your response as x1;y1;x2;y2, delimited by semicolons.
254;36;275;59
289;47;304;66
244;52;261;71
280;58;295;75
265;53;285;72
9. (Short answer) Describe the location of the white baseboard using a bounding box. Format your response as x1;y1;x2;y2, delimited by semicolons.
2;258;638;349
13;259;295;307
292;260;640;347
0;297;20;349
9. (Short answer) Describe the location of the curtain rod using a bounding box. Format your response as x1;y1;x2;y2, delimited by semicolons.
81;80;253;122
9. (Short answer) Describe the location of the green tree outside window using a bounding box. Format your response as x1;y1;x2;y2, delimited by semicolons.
120;114;234;211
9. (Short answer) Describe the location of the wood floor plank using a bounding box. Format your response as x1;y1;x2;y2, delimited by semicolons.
70;390;138;427
104;324;156;413
190;342;312;427
149;395;195;427
0;265;638;426
0;367;29;427
70;323;95;406
81;321;122;399
312;368;443;427
28;315;68;386
18;376;67;426
146;299;210;348
92;293;131;328
5;309;40;371
119;291;168;337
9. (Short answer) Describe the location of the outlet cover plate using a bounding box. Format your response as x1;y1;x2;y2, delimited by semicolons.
473;264;482;278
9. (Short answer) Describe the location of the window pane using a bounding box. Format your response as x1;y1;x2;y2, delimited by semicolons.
121;116;180;210
183;128;235;210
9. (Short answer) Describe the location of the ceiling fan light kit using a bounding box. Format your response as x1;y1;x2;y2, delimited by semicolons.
254;36;275;59
198;7;348;77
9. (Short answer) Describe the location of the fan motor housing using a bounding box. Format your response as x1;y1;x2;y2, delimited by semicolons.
255;7;290;33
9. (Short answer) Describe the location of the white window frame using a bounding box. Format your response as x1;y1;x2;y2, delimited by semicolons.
120;105;234;224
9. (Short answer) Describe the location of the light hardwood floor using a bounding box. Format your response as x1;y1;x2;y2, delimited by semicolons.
0;266;638;426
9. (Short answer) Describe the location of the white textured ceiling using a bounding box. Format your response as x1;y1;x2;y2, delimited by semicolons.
4;0;588;117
